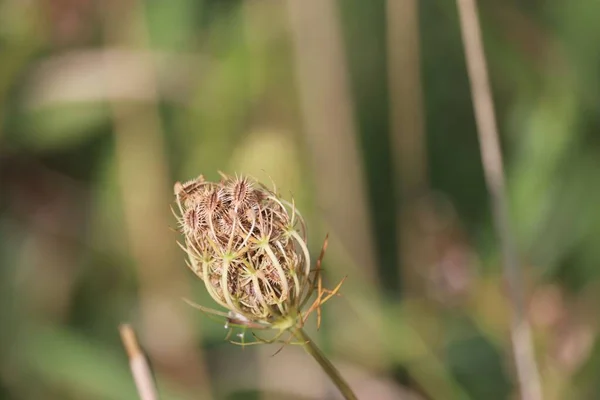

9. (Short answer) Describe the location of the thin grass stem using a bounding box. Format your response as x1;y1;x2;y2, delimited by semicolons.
455;0;543;399
119;324;159;400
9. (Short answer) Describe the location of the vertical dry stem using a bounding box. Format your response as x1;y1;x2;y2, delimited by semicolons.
103;0;210;393
386;0;430;295
120;324;159;400
386;0;427;192
455;0;543;399
285;0;379;284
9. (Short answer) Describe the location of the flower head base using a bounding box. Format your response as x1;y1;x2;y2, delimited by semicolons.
173;172;343;344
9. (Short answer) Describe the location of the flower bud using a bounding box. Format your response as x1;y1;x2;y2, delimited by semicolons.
174;173;312;329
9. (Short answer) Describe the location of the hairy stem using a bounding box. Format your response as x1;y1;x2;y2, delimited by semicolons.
294;328;358;400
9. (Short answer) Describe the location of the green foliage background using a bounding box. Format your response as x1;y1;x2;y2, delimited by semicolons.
1;1;599;399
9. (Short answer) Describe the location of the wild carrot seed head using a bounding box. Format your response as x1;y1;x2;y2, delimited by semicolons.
174;173;311;326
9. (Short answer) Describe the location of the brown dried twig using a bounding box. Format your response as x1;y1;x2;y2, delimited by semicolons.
119;324;159;400
455;0;543;399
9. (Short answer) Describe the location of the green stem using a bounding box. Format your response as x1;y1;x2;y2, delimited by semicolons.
294;328;358;400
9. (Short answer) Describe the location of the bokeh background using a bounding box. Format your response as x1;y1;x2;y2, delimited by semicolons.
1;0;600;399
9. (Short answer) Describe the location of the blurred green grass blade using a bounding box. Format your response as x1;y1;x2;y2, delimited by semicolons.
145;0;199;51
14;103;109;151
346;292;472;400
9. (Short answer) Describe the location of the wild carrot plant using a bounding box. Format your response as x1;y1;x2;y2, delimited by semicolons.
173;172;357;400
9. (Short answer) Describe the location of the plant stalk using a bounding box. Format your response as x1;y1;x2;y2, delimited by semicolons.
294;328;358;400
455;0;543;399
